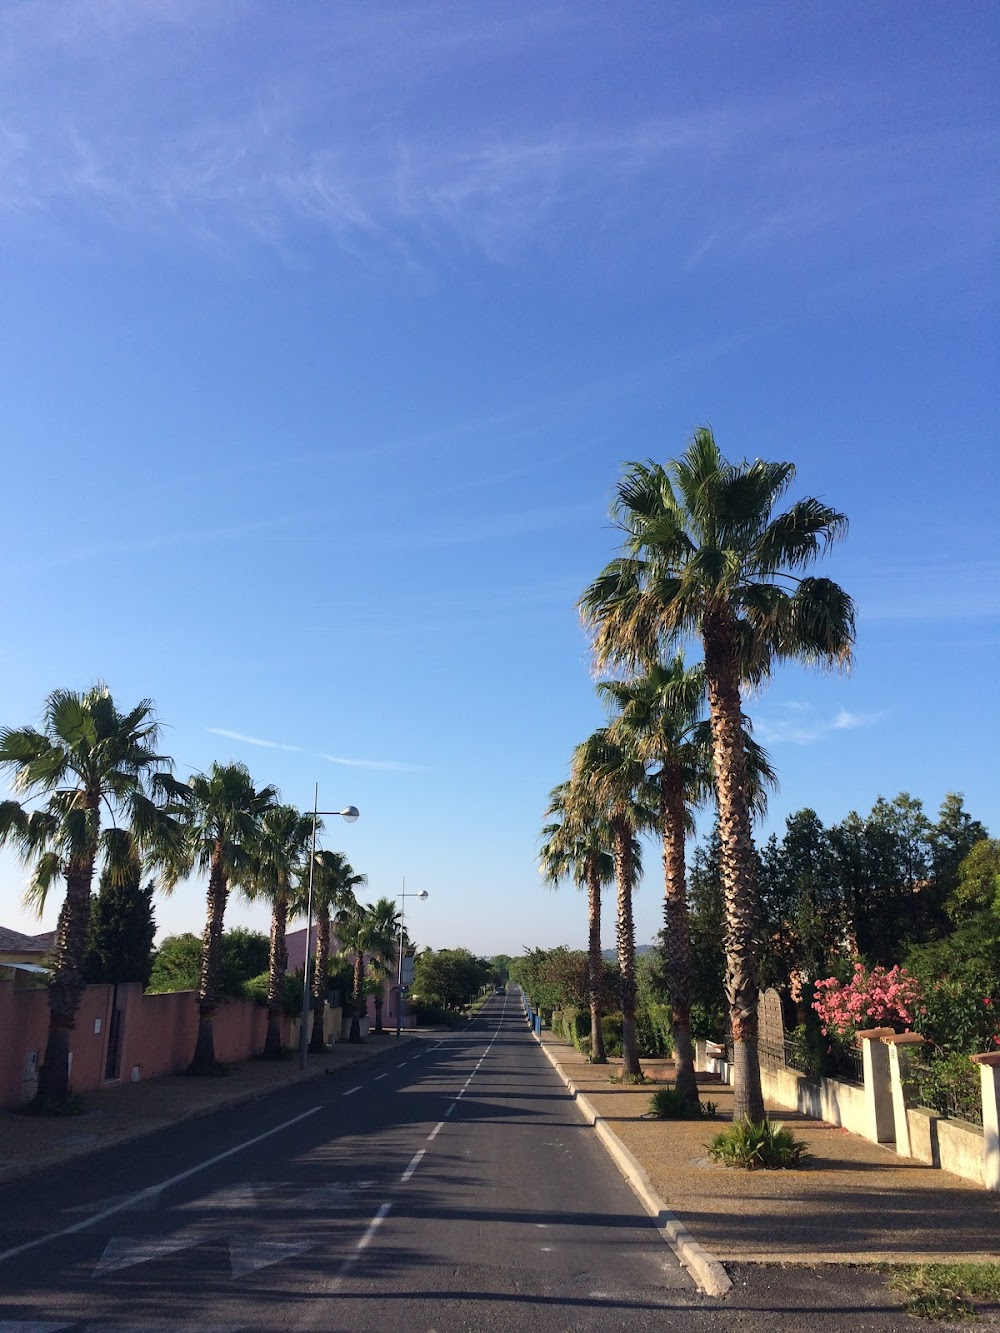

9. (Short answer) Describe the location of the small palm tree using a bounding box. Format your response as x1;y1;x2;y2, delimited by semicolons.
336;901;391;1044
539;779;616;1063
295;850;365;1051
572;730;651;1082
242;803;315;1058
0;686;183;1102
581;427;853;1120
168;762;277;1074
364;896;403;1034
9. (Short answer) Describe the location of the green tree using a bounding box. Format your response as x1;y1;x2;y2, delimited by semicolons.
167;762;277;1074
242;803;315;1057
84;841;157;987
539;777;616;1062
147;929;270;998
947;839;1000;923
0;686;183;1102
413;948;491;1009
581;428;854;1120
364;896;402;1034
298;850;366;1049
572;729;652;1082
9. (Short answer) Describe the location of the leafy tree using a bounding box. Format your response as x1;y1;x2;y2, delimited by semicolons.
219;927;270;996
946;839;1000;923
539;777;616;1062
685;824;726;1039
580;429;854;1121
84;842;157;987
147;928;270;998
413;948;491;1009
0;686;183;1102
242;804;315;1057
167;762;277;1074
931;796;990;921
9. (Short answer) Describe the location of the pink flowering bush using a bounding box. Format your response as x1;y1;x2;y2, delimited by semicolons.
812;963;925;1040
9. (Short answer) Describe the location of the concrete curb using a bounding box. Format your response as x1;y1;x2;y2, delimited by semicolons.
0;1035;421;1187
532;1030;732;1298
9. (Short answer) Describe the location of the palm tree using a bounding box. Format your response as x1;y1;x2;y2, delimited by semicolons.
539;778;616;1063
572;730;651;1082
242;803;315;1058
364;896;403;1034
602;655;777;1108
0;686;183;1102
168;762;277;1075
296;849;365;1051
336;899;395;1044
580;427;854;1120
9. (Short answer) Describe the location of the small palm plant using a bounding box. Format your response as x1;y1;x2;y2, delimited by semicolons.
707;1119;809;1170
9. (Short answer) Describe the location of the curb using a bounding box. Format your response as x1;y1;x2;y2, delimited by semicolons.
533;1030;732;1298
0;1034;421;1188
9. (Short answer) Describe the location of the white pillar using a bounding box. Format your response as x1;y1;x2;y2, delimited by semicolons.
857;1028;896;1144
884;1033;926;1158
971;1053;1000;1193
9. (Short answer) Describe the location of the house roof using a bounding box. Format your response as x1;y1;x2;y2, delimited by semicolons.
0;927;56;955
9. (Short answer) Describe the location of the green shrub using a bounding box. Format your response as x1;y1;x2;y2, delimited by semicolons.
912;1050;984;1123
648;1087;714;1120
637;1001;674;1057
601;1013;624;1058
707;1119;810;1170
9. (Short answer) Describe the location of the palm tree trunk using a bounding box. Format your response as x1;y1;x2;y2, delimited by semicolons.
263;897;288;1058
191;848;227;1075
37;859;94;1102
349;953;365;1043
613;816;643;1082
373;993;384;1034
585;856;607;1063
309;907;329;1052
659;768;699;1109
704;610;765;1123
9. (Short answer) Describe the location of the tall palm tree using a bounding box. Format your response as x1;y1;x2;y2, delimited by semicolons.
602;655;777;1108
242;803;315;1058
539;778;616;1063
580;427;854;1120
0;686;183;1101
572;730;651;1082
168;762;277;1075
364;896;403;1034
296;850;365;1051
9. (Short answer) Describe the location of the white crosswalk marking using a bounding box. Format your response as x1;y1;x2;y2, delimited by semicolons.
93;1235;205;1276
228;1238;313;1277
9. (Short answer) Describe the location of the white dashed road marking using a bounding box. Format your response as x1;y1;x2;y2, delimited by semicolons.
400;1150;425;1183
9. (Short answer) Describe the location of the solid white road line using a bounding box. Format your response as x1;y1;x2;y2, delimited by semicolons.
400;1150;425;1183
0;1106;321;1267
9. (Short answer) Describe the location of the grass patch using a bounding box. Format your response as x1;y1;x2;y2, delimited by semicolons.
19;1092;87;1117
707;1119;809;1170
883;1263;1000;1322
648;1087;718;1120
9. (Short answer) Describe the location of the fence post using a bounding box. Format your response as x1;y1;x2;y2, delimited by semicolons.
857;1028;896;1144
883;1032;926;1158
971;1053;1000;1193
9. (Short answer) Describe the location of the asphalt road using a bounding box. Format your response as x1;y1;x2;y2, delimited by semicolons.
0;995;962;1332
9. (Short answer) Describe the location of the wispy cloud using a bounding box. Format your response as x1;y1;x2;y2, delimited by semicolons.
753;705;884;746
206;727;425;773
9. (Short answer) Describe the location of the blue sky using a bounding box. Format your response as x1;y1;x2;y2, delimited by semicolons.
1;2;997;959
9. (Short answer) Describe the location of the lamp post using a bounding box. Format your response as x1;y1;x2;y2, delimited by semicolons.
299;784;359;1071
395;878;428;1040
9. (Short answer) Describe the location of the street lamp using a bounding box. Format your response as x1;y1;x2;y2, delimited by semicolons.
395;878;428;1040
299;784;360;1070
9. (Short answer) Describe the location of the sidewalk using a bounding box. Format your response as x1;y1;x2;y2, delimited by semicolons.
0;1032;421;1187
538;1030;1000;1267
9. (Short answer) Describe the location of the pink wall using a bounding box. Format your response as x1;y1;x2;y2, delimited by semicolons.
0;980;283;1109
